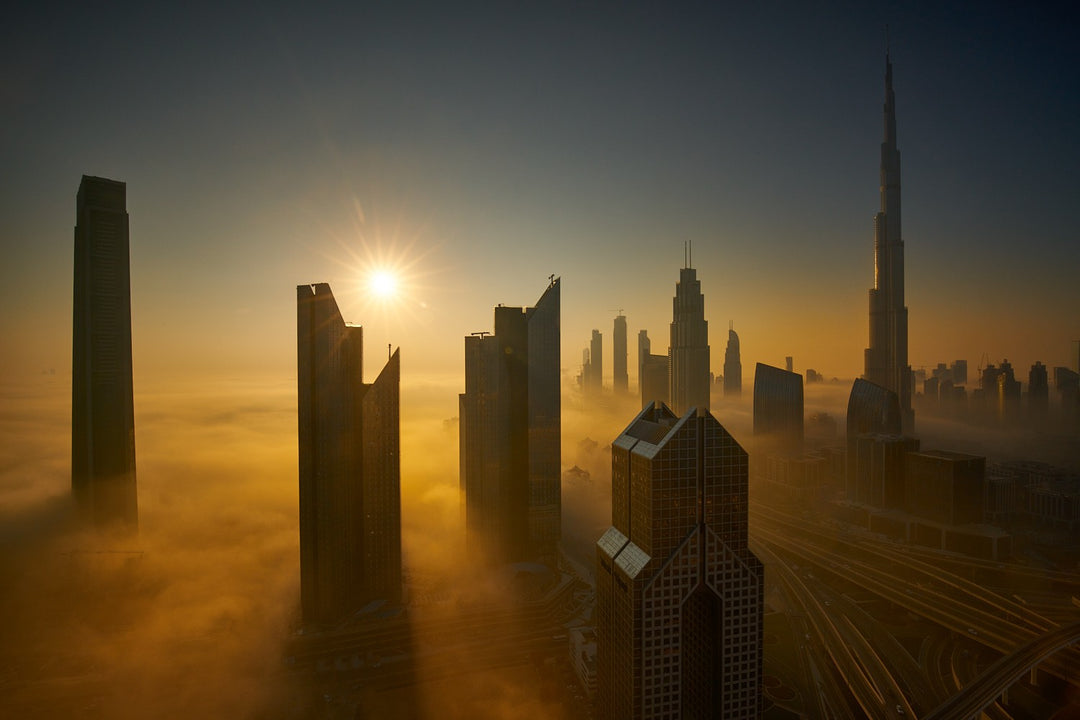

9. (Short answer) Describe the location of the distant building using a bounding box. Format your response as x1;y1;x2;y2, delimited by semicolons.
784;356;793;373
863;55;914;432
852;434;920;508
845;379;902;502
951;359;968;385
587;329;604;391
640;351;670;410
613;314;628;393
996;359;1021;424
1029;361;1049;424
460;278;561;565
753;363;804;453
597;405;763;719
905;450;986;526
637;329;650;394
1055;367;1080;425
297;283;401;623
72;175;138;528
723;324;742;398
669;264;710;415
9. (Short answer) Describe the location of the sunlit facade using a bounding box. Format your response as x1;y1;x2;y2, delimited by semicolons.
460;278;561;565
597;404;763;719
863;54;914;432
72;175;138;528
297;283;401;623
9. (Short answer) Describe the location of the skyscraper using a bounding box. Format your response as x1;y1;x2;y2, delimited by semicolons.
597;404;763;719
589;329;604;391
845;378;902;502
723;323;742;398
863;54;914;432
72;175;138;528
460;278;561;564
669;262;710;415
753;363;804;453
638;329;650;394
613;313;628;393
297;283;401;624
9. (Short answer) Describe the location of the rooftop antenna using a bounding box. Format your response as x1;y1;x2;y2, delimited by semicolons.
689;239;693;268
388;343;391;360
548;273;555;287
683;241;687;268
471;331;490;338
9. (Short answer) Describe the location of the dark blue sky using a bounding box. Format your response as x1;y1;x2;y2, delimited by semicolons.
2;2;1077;383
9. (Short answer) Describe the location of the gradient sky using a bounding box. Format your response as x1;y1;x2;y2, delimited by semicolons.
3;2;1078;401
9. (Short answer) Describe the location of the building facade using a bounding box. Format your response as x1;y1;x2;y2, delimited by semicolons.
669;266;710;415
72;175;138;528
597;404;763;719
863;55;914;432
297;283;401;624
460;278;561;564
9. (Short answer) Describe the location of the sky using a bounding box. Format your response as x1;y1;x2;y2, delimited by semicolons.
2;1;1079;411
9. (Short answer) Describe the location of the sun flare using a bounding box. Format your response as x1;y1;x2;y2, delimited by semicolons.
370;269;398;299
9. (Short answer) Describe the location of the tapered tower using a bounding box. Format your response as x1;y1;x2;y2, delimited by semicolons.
72;176;138;528
669;254;710;415
864;54;914;432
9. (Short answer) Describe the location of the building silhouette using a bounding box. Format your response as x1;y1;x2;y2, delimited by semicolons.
845;378;902;502
1029;361;1049;424
753;363;804;453
72;175;138;528
297;283;401;623
638;330;670;410
597;404;763;719
584;329;604;392
460;278;561;564
723;323;742;398
613;314;628;393
669;261;710;415
863;54;914;432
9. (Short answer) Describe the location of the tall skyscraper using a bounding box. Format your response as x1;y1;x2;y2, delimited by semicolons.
863;54;914;432
297;283;401;624
460;278;561;564
72;175;138;528
723;322;742;398
613;313;628;393
597;404;763;719
669;262;710;415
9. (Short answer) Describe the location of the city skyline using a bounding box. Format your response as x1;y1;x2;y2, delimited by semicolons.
3;5;1080;718
3;5;1078;408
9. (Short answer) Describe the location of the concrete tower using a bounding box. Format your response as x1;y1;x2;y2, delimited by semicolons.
72;175;138;528
864;54;914;432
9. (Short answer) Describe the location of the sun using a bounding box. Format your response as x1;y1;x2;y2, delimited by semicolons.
369;269;398;299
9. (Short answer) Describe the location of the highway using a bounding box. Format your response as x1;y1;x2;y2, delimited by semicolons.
750;499;1080;717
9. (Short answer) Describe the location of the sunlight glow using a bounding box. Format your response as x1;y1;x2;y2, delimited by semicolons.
370;269;398;299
